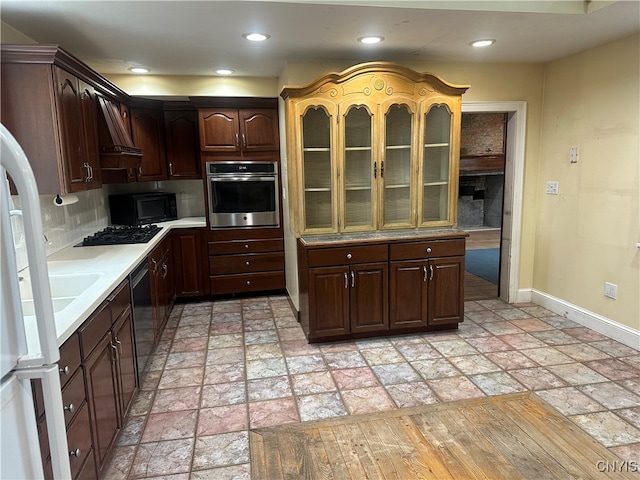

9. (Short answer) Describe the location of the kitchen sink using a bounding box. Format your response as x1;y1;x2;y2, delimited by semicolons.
20;297;75;316
19;272;102;316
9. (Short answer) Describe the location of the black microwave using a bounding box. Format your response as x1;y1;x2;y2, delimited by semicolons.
109;192;177;225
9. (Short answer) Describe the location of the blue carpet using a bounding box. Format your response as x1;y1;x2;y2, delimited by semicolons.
465;248;499;284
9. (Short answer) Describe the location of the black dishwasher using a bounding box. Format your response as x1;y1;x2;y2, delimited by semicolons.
129;259;153;384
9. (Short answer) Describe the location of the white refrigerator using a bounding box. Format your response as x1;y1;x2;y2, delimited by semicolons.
0;124;72;479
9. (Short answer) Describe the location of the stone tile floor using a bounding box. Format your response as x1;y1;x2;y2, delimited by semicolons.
104;296;640;479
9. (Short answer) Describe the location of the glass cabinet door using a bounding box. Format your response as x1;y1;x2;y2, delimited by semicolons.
343;105;374;230
301;106;333;230
422;104;452;224
383;104;413;227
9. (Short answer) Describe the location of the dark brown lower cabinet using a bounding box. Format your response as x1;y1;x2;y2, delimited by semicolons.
298;234;466;342
80;279;137;476
309;262;388;338
173;228;207;297
208;228;285;295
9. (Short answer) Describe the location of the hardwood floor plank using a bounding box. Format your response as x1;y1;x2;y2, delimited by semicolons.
358;417;428;479
393;415;458;480
413;407;516;480
320;425;375;479
460;400;576;479
501;397;638;479
250;393;630;480
300;428;336;480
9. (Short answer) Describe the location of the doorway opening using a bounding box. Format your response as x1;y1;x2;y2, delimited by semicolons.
460;102;527;304
459;112;506;301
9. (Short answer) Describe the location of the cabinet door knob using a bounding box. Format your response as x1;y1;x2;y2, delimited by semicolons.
64;403;75;413
59;365;70;375
69;448;81;458
246;280;251;286
244;244;249;250
346;253;352;259
426;247;432;253
245;261;250;266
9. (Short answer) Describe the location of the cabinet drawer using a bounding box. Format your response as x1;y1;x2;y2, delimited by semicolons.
78;302;111;359
307;244;388;268
210;271;285;295
61;367;86;428
66;402;93;480
210;252;284;275
389;239;465;261
209;238;283;255
59;334;82;387
109;279;130;321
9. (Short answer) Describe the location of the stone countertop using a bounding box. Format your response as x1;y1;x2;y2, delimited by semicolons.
299;228;469;246
21;217;206;352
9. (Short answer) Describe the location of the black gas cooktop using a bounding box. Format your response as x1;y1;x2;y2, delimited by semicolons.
79;225;162;246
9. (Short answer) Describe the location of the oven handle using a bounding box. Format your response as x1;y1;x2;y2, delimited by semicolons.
208;176;277;182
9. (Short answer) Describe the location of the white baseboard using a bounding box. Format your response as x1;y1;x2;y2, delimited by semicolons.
519;288;640;351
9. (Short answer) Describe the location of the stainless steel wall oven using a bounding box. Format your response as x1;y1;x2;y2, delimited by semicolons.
206;161;279;228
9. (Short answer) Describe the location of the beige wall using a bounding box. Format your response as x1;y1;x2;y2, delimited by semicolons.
105;74;280;98
1;21;37;43
535;33;639;331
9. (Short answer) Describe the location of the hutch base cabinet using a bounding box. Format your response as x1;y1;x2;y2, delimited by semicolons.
297;230;467;343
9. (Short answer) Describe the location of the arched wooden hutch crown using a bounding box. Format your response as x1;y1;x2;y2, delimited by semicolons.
281;62;470;236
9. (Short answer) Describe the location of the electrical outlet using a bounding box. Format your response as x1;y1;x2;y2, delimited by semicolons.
569;146;579;163
546;181;559;195
604;282;617;299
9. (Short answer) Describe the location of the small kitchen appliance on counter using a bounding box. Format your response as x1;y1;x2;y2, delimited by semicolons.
109;192;177;225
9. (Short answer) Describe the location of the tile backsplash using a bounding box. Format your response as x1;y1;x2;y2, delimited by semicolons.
10;179;204;272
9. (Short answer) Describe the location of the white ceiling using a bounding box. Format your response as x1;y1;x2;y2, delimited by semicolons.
1;1;639;78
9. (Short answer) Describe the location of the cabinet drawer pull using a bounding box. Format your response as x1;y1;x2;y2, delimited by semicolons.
64;403;75;413
244;244;249;250
69;448;81;458
344;272;348;289
245;261;250;266
59;365;70;375
350;271;355;288
426;247;432;253
423;265;427;282
346;253;352;259
246;280;251;286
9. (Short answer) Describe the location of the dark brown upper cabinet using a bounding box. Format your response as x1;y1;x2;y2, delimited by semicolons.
1;44;140;194
130;106;168;182
198;108;279;155
164;108;201;179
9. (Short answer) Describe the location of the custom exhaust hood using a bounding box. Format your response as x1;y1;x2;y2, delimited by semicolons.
97;95;142;168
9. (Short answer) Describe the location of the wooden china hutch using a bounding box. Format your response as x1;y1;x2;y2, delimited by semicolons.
281;62;470;342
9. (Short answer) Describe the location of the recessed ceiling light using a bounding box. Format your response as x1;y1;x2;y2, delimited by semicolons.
243;32;270;42
471;39;495;48
358;36;384;44
128;67;149;74
216;69;234;75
